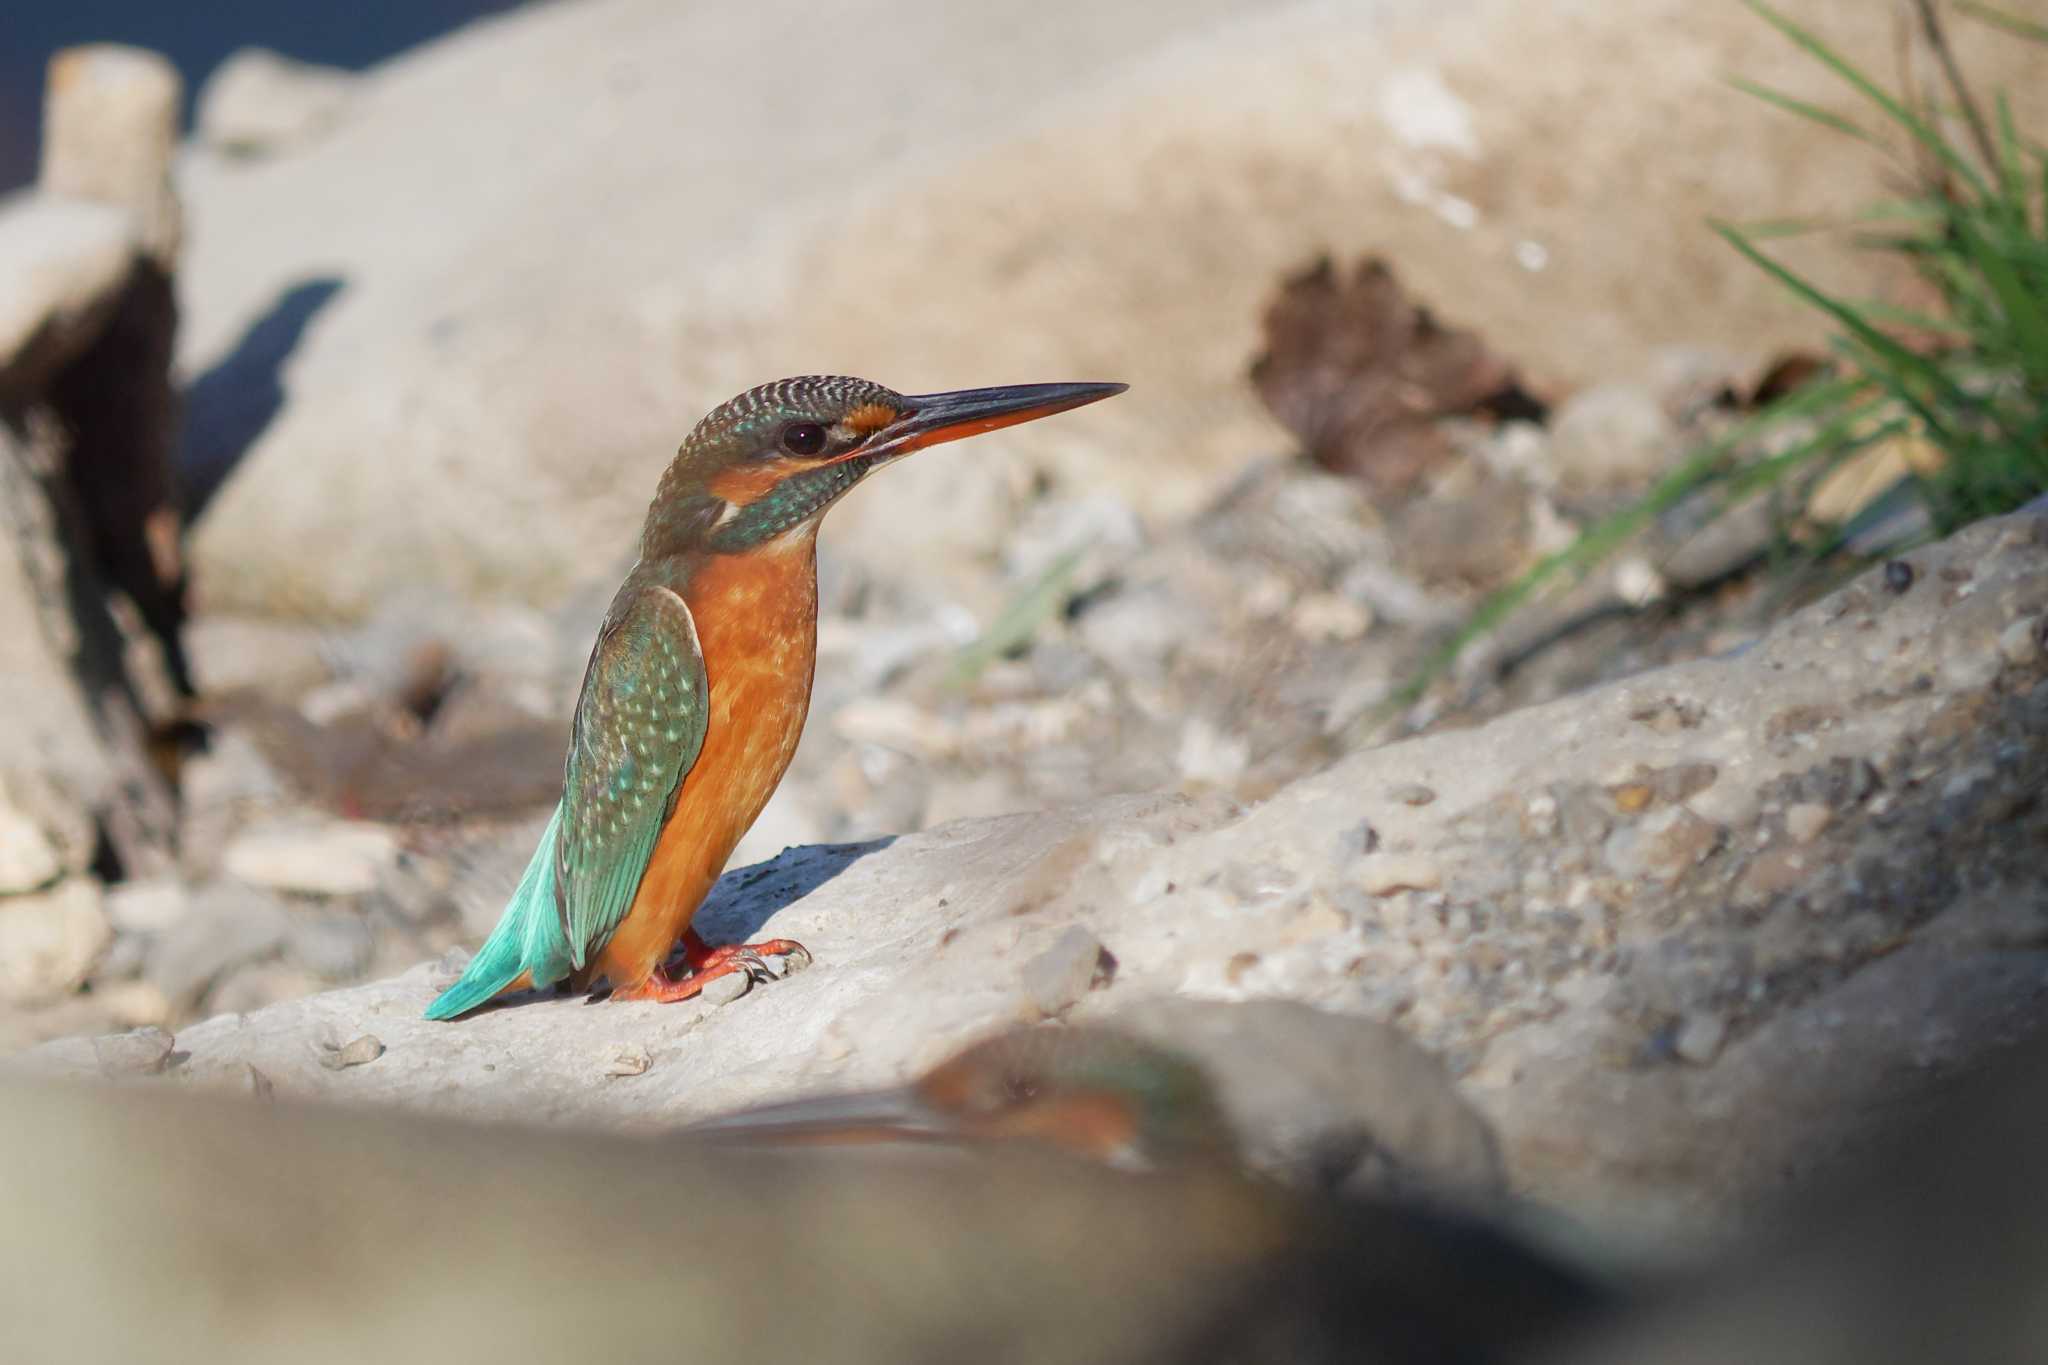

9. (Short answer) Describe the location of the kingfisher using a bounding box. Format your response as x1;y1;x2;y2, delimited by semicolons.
426;377;1125;1020
680;1025;1237;1168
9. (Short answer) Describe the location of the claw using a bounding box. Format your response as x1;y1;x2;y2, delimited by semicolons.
614;932;813;1005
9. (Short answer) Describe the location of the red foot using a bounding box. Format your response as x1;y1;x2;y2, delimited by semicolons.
610;928;812;1004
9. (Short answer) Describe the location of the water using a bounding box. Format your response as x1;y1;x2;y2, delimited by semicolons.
3;0;534;192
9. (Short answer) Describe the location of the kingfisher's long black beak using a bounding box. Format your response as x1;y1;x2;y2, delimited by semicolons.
680;1086;959;1147
867;381;1127;461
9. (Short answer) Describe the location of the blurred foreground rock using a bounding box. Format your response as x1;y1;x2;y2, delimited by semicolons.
1548;1034;2048;1364
21;505;2046;1252
0;1072;1599;1365
7;1003;2048;1364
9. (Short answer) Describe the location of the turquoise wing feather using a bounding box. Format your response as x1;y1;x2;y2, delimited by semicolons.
554;584;710;968
424;583;707;1020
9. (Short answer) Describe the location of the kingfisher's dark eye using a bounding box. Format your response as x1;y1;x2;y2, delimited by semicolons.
780;422;828;456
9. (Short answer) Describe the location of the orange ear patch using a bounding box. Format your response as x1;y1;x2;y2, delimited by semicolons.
844;402;900;436
706;461;789;505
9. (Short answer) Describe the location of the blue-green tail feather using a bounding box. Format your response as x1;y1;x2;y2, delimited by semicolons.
424;805;577;1020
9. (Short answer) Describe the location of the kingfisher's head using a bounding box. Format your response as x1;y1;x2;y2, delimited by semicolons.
644;375;1126;557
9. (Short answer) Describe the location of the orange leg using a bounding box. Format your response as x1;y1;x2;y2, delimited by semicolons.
609;927;811;1004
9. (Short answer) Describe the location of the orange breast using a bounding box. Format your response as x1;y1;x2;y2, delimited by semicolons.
589;528;820;990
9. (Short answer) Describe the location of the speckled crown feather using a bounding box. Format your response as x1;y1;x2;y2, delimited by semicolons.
681;375;905;459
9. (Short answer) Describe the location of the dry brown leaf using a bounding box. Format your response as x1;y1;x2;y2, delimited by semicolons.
1250;256;1537;495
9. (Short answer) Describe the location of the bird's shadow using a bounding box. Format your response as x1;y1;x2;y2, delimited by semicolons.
691;835;893;947
180;276;345;518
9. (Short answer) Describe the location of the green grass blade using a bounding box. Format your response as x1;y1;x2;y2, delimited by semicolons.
1719;403;1904;503
1997;93;2027;210
1733;215;1835;239
1954;0;2048;43
1845;298;1971;338
1714;219;1973;421
1851;197;1952;225
1950;216;2048;386
1741;0;1993;199
1726;76;1886;148
944;543;1088;688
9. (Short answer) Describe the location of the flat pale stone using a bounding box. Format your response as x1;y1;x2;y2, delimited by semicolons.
223;821;400;898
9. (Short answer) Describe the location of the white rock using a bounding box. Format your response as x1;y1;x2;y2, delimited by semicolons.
1551;383;1678;490
223;821;400;898
0;800;62;895
103;878;190;933
0;879;111;1004
196;48;358;157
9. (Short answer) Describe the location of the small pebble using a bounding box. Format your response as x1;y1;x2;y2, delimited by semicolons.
1997;615;2043;667
1288;592;1374;643
1021;925;1116;1018
319;1034;385;1070
604;1045;651;1078
91;1026;176;1077
1359;854;1443;896
1784;802;1832;844
1388;783;1437;807
1883;559;1914;593
1673;1013;1728;1065
1610;784;1653;814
